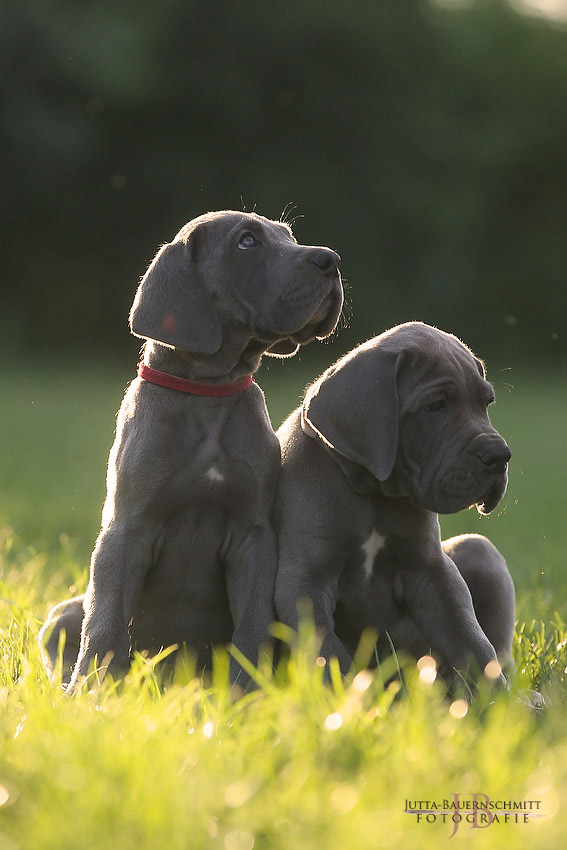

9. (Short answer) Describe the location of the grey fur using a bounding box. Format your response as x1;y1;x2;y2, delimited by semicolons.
39;210;343;690
274;322;514;687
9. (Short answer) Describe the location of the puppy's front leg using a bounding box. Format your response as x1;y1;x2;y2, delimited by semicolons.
401;551;505;686
67;521;155;691
275;534;353;675
225;524;279;686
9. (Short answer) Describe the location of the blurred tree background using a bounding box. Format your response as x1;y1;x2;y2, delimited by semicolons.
2;0;566;372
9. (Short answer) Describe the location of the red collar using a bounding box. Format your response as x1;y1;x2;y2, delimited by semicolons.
137;362;253;397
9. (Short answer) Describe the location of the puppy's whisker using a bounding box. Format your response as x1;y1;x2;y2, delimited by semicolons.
281;203;301;226
338;292;353;329
280;201;295;223
288;213;304;228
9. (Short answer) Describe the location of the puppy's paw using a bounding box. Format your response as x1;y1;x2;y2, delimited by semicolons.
66;642;131;695
516;689;550;713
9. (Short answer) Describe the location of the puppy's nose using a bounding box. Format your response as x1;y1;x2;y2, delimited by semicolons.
312;248;341;273
475;441;511;473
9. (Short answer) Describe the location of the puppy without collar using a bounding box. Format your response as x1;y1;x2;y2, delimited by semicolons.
274;322;514;687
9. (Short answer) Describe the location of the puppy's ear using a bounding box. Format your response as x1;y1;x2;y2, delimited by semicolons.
129;240;222;353
301;347;401;482
264;338;300;357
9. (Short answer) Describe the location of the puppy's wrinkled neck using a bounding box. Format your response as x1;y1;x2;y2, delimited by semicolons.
306;431;408;500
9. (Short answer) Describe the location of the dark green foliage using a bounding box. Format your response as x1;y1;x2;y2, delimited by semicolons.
2;0;566;366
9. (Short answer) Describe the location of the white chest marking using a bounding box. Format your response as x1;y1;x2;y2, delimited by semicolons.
361;529;385;579
205;466;225;483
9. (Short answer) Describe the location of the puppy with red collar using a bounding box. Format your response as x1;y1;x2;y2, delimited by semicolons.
40;210;343;690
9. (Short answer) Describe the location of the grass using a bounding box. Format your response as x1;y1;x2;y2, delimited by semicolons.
1;354;566;848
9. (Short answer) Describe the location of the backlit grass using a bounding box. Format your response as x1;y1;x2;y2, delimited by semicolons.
1;358;566;848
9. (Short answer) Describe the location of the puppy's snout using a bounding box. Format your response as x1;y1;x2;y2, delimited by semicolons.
474;440;511;473
311;248;341;274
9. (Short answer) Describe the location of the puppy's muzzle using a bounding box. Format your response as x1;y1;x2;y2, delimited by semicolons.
469;434;511;515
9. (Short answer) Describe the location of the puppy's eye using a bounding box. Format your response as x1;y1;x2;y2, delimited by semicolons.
425;399;447;413
237;232;257;250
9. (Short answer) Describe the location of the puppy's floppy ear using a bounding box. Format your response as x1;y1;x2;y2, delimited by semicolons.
264;338;300;357
129;240;222;353
301;347;401;482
